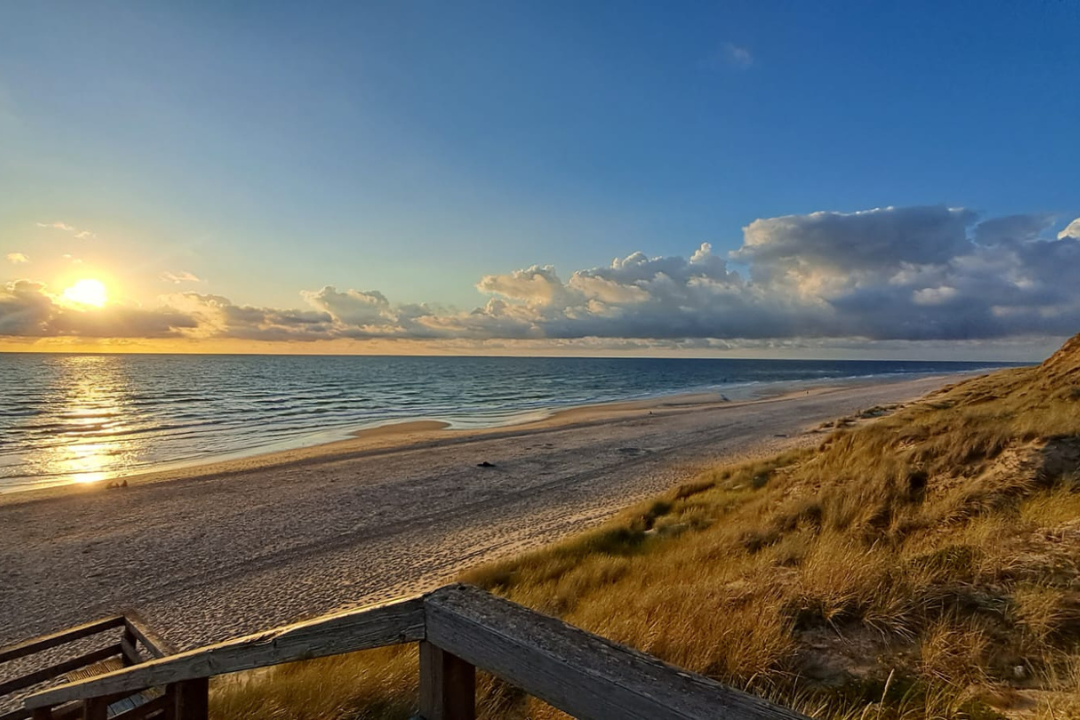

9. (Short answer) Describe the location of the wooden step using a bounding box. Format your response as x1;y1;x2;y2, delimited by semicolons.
64;659;160;719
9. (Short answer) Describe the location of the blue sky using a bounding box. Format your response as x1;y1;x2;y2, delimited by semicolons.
1;1;1079;356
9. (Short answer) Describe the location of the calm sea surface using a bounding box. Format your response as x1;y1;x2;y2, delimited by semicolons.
0;354;1018;493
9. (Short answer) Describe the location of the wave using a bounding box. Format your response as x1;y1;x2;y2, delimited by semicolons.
0;355;1025;492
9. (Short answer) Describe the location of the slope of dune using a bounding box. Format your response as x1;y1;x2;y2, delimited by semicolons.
214;334;1080;720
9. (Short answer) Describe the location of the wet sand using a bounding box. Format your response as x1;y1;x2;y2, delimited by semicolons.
0;373;972;652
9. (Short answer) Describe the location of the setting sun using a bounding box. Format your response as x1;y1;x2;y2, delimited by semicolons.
61;279;109;308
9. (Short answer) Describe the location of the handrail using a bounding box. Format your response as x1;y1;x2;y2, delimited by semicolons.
25;585;808;720
1;612;182;720
0;646;122;698
25;597;426;708
425;585;801;720
0;618;125;666
121;613;177;659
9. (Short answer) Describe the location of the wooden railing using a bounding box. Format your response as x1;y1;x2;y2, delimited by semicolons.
22;585;808;720
0;613;174;720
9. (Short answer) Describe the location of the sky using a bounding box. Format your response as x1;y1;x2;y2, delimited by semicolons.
1;0;1078;359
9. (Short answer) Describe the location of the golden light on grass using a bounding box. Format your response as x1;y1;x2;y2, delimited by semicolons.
61;278;109;307
209;335;1080;720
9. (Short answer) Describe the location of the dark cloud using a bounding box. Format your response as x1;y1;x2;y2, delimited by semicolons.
734;206;977;282
972;213;1055;246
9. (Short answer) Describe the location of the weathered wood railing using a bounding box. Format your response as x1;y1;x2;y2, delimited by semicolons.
0;613;174;720
23;584;807;720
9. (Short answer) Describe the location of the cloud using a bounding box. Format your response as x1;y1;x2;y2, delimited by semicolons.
37;221;75;232
0;281;196;338
973;213;1055;246
1059;217;1080;240
163;293;336;341
4;205;1080;346
36;221;96;239
302;286;394;327
160;271;203;284
726;43;753;68
6;253;29;264
734;206;977;282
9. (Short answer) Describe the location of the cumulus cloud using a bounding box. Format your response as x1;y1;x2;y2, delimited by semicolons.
4;205;1080;345
302;287;394;327
162;293;335;341
160;271;203;284
1059;217;1080;240
6;253;29;264
973;213;1055;246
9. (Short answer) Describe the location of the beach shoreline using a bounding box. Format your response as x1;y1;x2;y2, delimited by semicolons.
0;371;981;654
0;371;974;506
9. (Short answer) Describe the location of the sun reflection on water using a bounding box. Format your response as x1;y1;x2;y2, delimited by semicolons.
36;355;133;486
56;443;112;484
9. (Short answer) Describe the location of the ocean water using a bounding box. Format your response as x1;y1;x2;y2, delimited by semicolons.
0;354;1018;494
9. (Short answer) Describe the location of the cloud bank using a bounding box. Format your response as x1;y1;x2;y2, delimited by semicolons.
4;206;1080;347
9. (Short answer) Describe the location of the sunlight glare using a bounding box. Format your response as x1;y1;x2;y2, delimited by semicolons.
61;278;109;308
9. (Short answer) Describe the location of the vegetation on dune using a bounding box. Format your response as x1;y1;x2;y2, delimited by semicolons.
211;334;1080;719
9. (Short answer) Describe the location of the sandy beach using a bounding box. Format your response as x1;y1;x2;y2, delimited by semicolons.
0;373;972;652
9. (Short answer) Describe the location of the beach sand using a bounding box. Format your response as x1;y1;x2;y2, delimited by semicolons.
0;373;973;652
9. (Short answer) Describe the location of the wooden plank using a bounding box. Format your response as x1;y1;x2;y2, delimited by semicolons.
0;706;32;720
108;697;136;715
0;645;121;697
0;619;124;665
111;694;170;720
64;657;122;684
121;615;176;659
424;584;809;720
419;641;475;720
26;596;425;708
120;632;139;667
173;679;208;720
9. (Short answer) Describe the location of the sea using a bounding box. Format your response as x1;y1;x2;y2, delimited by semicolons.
0;354;1021;494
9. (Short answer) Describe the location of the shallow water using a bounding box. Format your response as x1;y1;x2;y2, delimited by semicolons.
0;354;1017;493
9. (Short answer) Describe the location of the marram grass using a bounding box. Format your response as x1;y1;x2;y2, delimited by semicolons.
211;334;1080;719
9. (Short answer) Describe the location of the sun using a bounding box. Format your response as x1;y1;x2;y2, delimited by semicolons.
61;279;109;308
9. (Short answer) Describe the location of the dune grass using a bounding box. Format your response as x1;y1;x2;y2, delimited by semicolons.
210;335;1080;719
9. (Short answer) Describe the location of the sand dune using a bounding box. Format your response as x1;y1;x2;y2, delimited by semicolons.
0;374;972;651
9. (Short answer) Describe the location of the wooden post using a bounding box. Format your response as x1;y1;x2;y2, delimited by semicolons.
120;626;139;666
161;682;178;720
419;641;475;720
173;678;209;720
82;697;108;720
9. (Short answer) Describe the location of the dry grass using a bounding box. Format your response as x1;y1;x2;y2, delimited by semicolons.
210;335;1080;719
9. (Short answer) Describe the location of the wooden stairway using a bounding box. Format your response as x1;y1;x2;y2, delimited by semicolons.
0;614;175;720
